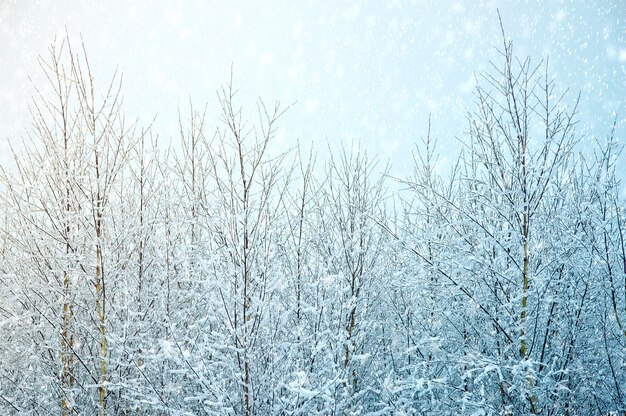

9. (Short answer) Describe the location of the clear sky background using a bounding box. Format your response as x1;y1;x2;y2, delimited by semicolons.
1;0;625;177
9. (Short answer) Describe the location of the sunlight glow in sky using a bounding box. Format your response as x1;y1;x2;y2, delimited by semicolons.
1;0;625;175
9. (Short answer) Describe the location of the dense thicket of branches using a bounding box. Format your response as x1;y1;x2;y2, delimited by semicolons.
0;36;624;415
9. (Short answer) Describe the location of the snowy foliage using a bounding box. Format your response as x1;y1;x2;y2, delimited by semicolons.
0;34;624;415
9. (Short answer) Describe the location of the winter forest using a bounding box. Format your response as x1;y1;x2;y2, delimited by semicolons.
1;8;626;416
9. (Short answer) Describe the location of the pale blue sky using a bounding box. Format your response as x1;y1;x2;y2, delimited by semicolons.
1;0;625;176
